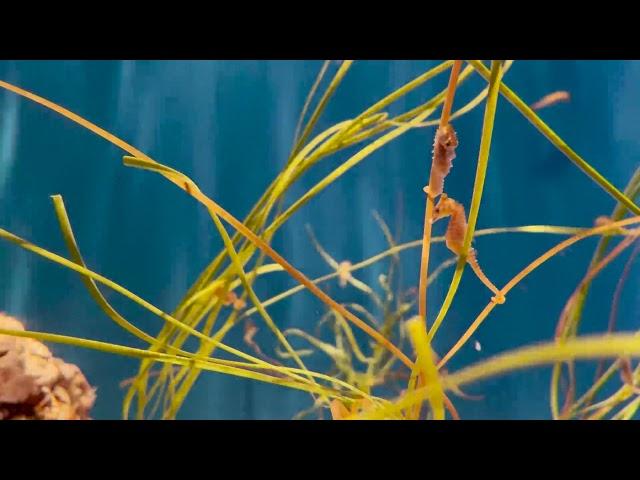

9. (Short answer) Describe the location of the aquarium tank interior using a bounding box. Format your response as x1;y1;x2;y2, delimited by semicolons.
0;59;639;420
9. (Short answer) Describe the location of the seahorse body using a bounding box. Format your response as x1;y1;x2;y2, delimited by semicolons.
432;194;505;304
424;124;458;199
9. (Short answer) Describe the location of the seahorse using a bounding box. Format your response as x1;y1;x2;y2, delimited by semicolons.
429;193;506;304
424;124;458;200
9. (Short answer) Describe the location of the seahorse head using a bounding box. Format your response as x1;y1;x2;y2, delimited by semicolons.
436;124;458;149
431;193;458;223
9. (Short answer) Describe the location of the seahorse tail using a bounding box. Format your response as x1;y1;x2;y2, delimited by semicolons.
467;249;505;304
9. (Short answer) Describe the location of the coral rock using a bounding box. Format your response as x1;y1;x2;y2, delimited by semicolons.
0;312;96;420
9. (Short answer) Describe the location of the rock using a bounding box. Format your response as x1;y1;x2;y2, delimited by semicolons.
0;312;96;420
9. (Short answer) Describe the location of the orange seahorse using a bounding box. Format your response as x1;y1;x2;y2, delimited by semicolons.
424;124;458;200
428;193;506;304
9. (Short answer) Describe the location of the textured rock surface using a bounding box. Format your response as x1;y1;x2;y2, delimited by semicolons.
0;312;96;420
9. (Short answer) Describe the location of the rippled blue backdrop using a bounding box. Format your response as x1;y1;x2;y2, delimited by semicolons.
0;60;638;419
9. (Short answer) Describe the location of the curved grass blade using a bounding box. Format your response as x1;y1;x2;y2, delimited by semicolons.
467;60;640;216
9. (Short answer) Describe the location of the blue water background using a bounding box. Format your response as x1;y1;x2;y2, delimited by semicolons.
0;60;638;419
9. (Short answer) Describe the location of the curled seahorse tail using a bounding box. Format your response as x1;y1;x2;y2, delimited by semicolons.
467;249;505;304
466;248;480;270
